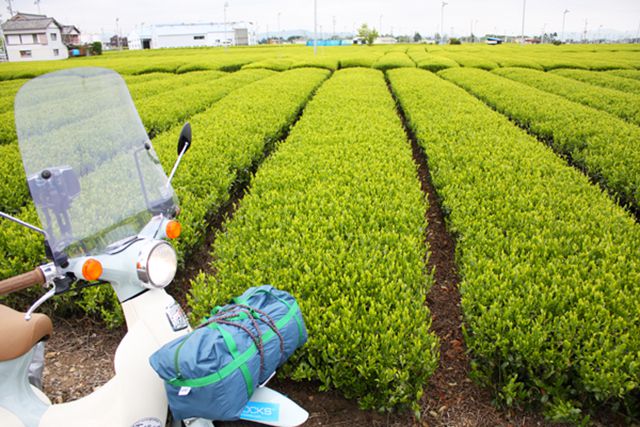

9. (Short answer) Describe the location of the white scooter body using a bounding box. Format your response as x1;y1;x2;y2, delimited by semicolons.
0;286;308;427
40;289;182;427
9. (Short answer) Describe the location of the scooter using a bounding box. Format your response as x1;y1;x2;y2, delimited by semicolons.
0;67;308;427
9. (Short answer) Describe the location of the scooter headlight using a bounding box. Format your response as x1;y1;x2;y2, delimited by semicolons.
137;241;177;289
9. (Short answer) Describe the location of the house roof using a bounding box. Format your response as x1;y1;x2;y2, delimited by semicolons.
62;25;80;35
1;12;63;33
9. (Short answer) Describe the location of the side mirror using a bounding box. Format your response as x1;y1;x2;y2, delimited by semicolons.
177;122;192;156
167;122;192;187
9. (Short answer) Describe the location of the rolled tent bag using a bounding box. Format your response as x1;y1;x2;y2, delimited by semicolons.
149;285;307;421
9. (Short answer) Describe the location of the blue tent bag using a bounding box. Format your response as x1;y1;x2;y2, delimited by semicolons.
149;285;307;421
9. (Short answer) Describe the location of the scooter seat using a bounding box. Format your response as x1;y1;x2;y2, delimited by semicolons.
0;304;52;361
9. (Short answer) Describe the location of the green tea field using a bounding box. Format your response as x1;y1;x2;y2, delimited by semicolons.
1;43;639;426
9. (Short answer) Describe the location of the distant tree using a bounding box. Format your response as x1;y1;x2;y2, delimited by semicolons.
357;23;379;46
90;41;102;55
396;35;411;43
449;37;461;45
434;32;441;43
413;32;423;42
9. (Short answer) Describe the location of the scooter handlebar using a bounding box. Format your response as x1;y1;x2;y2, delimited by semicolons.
0;268;45;295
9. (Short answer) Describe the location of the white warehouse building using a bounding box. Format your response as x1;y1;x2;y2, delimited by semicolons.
128;22;253;50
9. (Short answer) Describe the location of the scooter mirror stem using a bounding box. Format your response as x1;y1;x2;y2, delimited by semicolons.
166;122;192;188
0;211;48;239
166;142;189;188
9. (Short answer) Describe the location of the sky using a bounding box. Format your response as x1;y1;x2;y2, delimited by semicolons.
2;0;639;39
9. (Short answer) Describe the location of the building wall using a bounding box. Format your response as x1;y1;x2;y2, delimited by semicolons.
5;23;68;61
153;30;233;49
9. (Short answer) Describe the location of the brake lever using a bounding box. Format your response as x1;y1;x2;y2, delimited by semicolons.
25;285;56;321
24;263;62;321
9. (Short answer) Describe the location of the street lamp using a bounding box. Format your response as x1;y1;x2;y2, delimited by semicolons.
561;9;569;42
440;1;447;44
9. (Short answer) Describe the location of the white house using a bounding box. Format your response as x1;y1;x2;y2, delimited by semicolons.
1;12;69;61
128;22;254;50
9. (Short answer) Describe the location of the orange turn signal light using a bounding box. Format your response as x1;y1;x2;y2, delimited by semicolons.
166;220;181;239
82;259;103;281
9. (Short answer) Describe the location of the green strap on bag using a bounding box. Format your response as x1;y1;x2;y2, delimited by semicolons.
214;324;254;398
168;300;300;388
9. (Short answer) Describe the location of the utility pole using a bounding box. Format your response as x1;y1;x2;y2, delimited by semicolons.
440;1;447;44
379;14;382;35
277;11;281;43
224;2;228;48
6;0;13;17
561;9;569;42
313;0;317;54
597;24;603;43
520;0;526;44
332;15;335;38
115;17;119;50
34;0;41;14
582;18;588;43
470;19;478;42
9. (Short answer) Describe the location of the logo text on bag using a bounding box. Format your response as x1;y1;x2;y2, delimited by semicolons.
241;401;280;422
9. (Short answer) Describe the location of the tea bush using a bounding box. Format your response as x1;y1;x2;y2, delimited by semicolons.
190;68;438;412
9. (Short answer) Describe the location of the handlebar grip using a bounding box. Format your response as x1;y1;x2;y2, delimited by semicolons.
0;268;45;295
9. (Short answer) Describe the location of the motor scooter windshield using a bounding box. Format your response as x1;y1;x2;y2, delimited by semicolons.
14;67;177;260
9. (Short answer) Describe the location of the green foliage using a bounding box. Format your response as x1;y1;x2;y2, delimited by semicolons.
290;56;339;71
407;46;459;72
357;24;379;46
0;144;28;213
494;67;640;125
440;67;640;213
339;52;384;68
435;52;498;70
551;68;640;95
607;69;640;81
389;67;640;419
372;52;415;71
152;68;330;259
492;57;543;71
417;55;459;72
127;70;226;100
137;69;273;137
242;58;293;71
449;38;461;45
0;79;28;113
189;68;438;412
90;41;102;56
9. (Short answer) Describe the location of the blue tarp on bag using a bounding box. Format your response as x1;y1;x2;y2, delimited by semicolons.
149;285;307;421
